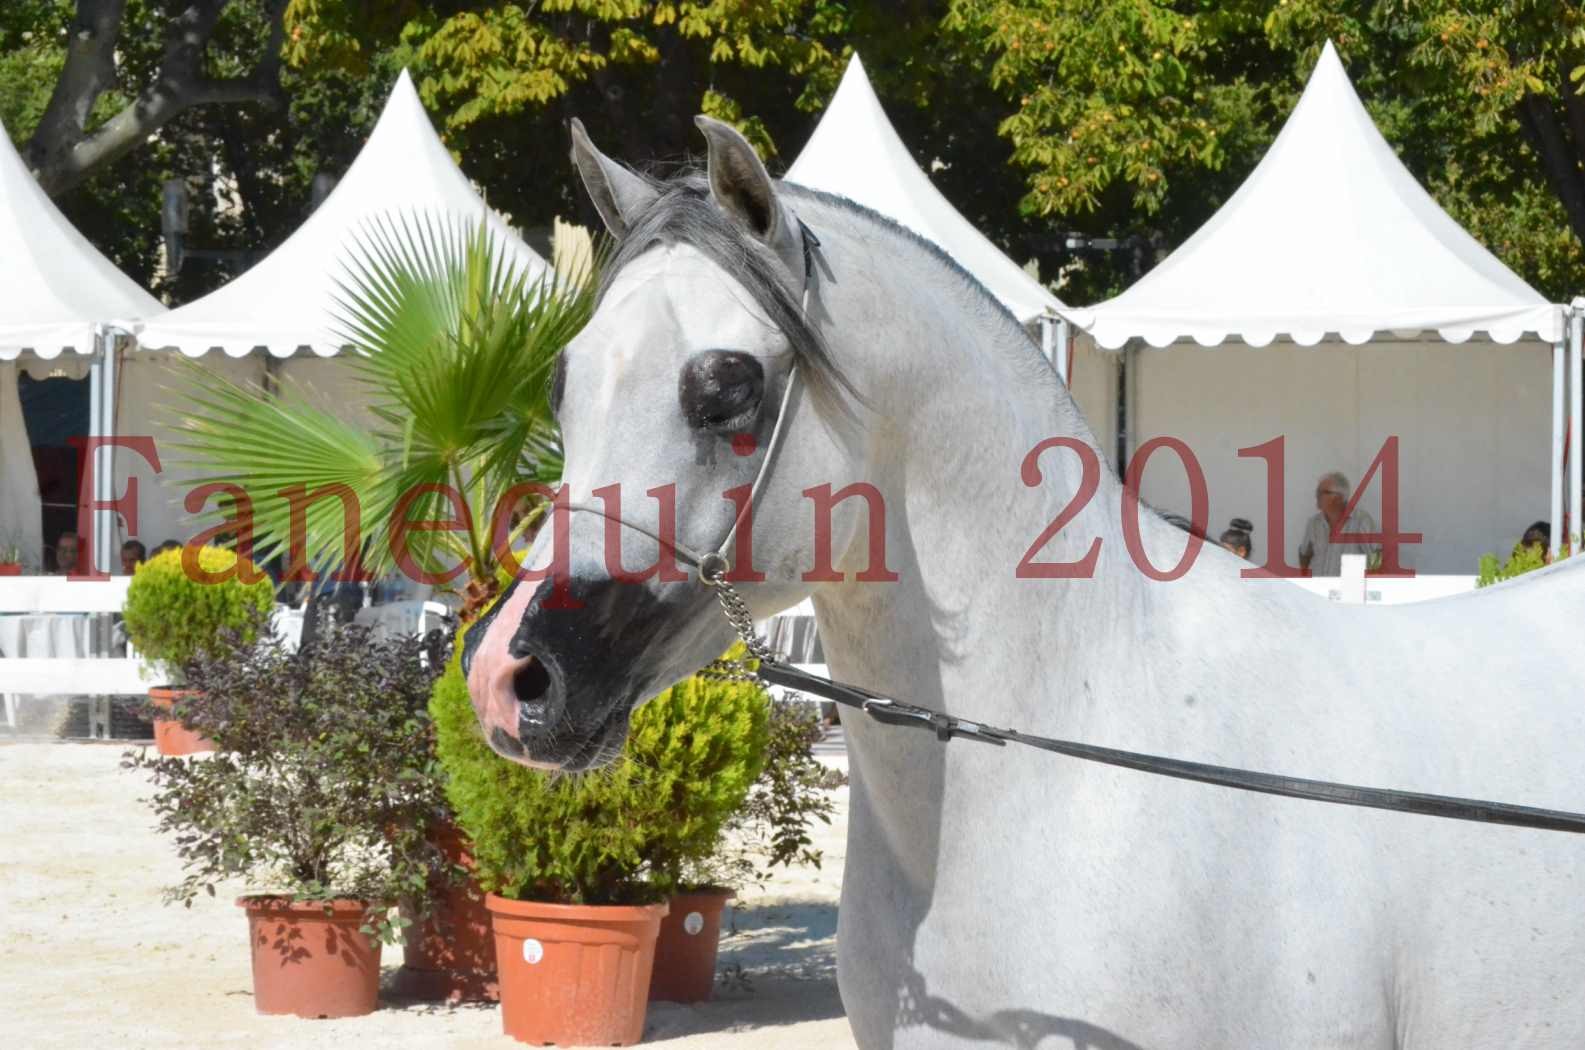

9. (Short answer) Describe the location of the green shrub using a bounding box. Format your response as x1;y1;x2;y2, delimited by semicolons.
432;643;770;905
121;546;276;682
124;624;449;941
692;696;842;892
1477;540;1562;587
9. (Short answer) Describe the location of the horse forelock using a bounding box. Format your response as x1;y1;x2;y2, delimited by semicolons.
596;169;858;422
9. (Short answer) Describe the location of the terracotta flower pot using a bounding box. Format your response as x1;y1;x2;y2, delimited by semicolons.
149;688;214;756
0;563;21;576
238;896;382;1018
648;888;733;1003
394;821;498;1002
487;894;668;1047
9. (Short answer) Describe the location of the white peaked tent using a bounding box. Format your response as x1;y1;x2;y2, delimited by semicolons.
139;69;546;357
0;116;166;573
124;69;548;546
1078;42;1562;349
785;55;1072;371
1068;41;1579;571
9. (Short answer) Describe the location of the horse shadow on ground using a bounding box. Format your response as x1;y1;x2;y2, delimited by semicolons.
895;970;1151;1050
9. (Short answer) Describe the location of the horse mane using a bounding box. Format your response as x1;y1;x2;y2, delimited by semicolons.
776;182;1046;364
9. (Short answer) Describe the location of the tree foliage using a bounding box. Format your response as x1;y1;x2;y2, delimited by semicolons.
2;2;1582;306
944;0;1585;301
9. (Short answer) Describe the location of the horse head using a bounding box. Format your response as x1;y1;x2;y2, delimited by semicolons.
461;116;863;771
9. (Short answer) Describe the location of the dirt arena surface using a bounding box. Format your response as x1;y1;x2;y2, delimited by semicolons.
0;741;856;1049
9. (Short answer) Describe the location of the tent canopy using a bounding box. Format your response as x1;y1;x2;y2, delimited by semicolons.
0;117;165;360
1075;41;1563;350
785;55;1066;326
138;70;546;358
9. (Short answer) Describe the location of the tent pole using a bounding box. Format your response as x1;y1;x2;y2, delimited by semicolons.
1061;318;1072;384
1573;302;1585;552
1114;343;1131;479
1040;316;1055;366
87;337;103;573
1551;339;1565;561
101;329;119;570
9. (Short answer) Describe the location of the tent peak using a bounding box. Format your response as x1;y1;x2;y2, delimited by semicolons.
786;53;1065;325
1078;38;1560;349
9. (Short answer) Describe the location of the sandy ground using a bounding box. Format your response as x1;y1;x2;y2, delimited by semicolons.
0;740;857;1049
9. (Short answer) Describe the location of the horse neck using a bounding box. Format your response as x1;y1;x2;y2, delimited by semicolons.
803;204;1167;734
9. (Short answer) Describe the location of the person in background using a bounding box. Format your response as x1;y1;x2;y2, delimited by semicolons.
50;532;81;575
120;539;147;576
1298;471;1380;576
1219;517;1255;560
1519;521;1550;558
152;539;181;557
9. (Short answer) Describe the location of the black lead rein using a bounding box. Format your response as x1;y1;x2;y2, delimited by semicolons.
753;661;1585;835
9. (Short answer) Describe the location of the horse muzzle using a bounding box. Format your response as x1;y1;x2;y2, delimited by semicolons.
461;570;718;771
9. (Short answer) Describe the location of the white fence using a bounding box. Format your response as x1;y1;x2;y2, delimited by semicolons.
0;577;451;736
0;576;142;736
1;565;1479;736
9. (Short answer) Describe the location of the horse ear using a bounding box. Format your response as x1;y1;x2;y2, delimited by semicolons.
694;115;804;279
569;118;656;240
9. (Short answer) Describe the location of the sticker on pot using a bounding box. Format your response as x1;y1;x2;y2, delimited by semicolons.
522;938;544;964
683;911;704;936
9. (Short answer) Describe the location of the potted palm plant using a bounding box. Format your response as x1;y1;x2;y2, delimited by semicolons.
121;545;275;755
430;641;768;1045
167;214;598;1001
125;622;448;1018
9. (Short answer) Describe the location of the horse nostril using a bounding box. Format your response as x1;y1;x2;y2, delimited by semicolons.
512;657;552;705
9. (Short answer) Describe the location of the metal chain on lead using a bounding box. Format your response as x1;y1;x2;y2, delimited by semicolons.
697;553;781;682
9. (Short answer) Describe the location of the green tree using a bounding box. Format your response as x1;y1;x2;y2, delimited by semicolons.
944;0;1584;302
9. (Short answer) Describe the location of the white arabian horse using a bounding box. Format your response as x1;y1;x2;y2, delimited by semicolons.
464;116;1585;1048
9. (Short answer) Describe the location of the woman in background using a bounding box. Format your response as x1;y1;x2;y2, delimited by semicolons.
1219;517;1255;561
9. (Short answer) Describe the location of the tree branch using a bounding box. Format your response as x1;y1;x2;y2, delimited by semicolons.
25;0;129;169
27;0;289;197
1516;94;1585;250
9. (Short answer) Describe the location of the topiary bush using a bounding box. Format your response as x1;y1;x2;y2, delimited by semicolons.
432;642;770;905
122;545;276;683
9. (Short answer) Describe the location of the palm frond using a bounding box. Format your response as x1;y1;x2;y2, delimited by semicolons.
172;212;599;592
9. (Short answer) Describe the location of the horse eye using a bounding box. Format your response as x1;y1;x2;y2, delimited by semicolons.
678;350;765;431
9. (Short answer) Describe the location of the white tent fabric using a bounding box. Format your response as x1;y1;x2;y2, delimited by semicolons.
0;365;43;569
785;55;1066;325
1075;41;1563;349
0;117;164;360
138;70;547;358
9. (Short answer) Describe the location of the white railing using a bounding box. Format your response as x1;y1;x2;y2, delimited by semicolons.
0;576;143;736
0;578;458;736
1266;555;1477;606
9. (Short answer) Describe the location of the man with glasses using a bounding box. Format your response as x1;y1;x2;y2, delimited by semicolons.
1298;471;1381;576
